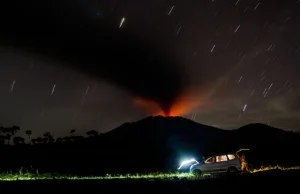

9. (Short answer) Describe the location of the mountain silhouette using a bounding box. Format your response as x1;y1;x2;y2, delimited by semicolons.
105;116;226;145
93;116;300;172
103;116;298;150
1;116;299;174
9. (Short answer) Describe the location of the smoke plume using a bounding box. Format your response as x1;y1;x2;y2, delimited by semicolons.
0;0;188;116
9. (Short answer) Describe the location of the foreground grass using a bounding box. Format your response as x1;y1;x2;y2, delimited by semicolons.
250;165;300;173
1;165;299;181
0;171;195;181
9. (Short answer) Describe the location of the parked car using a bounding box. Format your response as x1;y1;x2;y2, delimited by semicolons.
190;153;242;175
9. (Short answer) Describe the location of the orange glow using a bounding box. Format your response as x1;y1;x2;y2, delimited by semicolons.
134;97;162;115
166;92;201;116
134;91;201;117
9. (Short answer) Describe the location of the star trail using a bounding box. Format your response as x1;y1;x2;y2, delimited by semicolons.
0;0;300;137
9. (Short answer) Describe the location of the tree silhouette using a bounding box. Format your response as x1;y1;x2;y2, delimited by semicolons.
0;127;5;145
31;138;37;145
43;132;54;143
56;138;63;143
36;137;43;144
25;130;32;143
10;126;20;136
13;136;25;145
70;135;84;142
86;130;99;137
62;136;70;143
0;127;10;144
0;135;5;145
70;129;76;135
5;134;12;145
1;125;99;146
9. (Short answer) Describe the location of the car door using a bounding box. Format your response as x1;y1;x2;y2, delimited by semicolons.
201;156;217;173
215;155;229;172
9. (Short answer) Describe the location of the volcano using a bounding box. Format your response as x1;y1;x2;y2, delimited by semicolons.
104;116;299;150
106;116;225;142
97;116;300;172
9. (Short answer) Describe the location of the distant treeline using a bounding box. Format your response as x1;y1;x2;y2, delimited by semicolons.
0;126;101;145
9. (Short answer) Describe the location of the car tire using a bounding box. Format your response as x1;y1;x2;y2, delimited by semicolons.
192;169;202;177
227;167;238;174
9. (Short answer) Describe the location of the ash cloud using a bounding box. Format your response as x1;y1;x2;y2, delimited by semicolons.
0;0;187;115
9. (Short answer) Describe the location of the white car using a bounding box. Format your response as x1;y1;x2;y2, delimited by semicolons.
190;153;242;175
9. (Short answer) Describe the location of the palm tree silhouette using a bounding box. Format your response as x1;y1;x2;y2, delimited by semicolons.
25;130;32;144
10;126;20;136
0;127;12;144
5;134;12;145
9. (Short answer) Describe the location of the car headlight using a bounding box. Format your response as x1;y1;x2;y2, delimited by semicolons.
177;158;199;170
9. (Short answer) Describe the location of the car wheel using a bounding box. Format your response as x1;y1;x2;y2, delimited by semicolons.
192;169;202;177
227;167;238;174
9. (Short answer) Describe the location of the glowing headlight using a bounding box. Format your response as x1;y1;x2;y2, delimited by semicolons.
177;158;199;170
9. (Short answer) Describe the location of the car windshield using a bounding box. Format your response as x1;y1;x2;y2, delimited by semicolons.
204;157;216;163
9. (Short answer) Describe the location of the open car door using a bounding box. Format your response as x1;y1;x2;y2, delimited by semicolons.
236;148;250;155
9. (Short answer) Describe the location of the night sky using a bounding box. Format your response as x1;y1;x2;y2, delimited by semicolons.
0;0;300;137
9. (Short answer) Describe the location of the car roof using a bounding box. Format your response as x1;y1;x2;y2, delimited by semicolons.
206;153;236;158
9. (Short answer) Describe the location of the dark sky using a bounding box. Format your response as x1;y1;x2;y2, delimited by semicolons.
0;0;300;137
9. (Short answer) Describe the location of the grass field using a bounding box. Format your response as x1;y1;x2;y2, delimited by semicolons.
0;171;193;181
1;165;299;181
0;169;299;193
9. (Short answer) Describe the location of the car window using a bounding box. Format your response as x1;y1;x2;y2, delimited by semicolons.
205;157;216;163
227;154;236;160
216;155;228;162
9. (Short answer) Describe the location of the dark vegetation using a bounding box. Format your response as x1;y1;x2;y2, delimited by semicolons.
0;116;300;175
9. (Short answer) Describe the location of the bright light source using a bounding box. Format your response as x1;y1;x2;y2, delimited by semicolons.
190;162;199;171
177;158;199;170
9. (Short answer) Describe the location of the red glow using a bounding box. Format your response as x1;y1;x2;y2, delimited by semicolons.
134;91;201;117
134;97;162;115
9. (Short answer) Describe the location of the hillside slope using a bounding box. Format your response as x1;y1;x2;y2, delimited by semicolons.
1;116;299;174
97;116;300;171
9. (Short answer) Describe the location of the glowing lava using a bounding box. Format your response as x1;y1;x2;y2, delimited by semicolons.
134;92;201;117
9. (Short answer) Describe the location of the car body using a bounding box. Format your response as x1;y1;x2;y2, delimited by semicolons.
190;153;242;174
177;158;200;172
